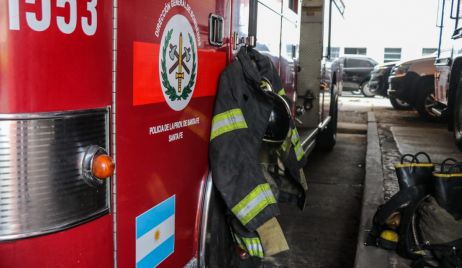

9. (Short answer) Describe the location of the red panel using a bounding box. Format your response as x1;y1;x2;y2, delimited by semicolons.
0;216;113;268
0;1;113;267
0;0;112;113
133;42;227;106
117;0;229;267
133;42;163;105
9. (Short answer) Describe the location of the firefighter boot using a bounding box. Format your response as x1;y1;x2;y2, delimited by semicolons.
395;152;434;190
433;158;462;220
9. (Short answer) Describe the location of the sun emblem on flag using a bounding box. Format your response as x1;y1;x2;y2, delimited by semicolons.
159;15;198;111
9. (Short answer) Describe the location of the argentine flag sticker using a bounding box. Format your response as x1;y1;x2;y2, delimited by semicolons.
136;195;175;268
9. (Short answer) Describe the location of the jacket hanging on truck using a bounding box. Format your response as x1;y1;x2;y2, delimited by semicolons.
209;46;308;255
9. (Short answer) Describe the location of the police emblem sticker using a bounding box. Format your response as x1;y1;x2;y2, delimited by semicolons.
159;14;198;111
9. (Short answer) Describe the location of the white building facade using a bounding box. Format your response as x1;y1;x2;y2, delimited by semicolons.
324;0;450;63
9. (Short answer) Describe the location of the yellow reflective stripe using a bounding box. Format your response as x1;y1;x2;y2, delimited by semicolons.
232;232;264;257
241;237;264;257
294;143;304;161
260;80;270;89
291;128;304;160
291;128;300;144
278;88;286;96
231;183;277;225
394;163;434;168
433;173;462;178
210;108;248;141
281;138;290;152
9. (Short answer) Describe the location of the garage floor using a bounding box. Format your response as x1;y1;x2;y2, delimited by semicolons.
391;126;462;163
261;93;462;267
279;134;365;268
262;97;368;268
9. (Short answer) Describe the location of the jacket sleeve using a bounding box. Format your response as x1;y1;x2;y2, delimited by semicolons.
269;66;309;209
209;67;279;232
268;64;307;169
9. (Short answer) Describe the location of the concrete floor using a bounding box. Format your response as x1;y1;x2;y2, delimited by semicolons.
391;126;462;163
262;93;462;268
263;94;369;268
341;94;462;268
262;134;366;268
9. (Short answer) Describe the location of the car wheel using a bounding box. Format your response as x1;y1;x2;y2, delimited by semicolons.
317;94;338;150
389;96;412;110
416;82;440;121
361;81;375;97
453;81;462;151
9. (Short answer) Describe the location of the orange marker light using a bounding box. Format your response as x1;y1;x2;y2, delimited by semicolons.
92;154;115;179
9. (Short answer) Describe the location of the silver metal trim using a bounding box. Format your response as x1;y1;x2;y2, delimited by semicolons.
82;145;110;187
112;0;119;266
208;14;224;47
0;107;109;119
301;128;319;148
431;107;443;117
0;209;110;241
0;109;110;241
318;115;332;130
198;173;213;268
247;36;256;47
304;140;317;156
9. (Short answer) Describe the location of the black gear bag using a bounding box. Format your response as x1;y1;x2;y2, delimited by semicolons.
366;152;434;255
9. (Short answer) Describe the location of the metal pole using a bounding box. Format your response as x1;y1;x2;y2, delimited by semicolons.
248;0;258;47
456;0;460;29
438;0;446;57
327;0;332;60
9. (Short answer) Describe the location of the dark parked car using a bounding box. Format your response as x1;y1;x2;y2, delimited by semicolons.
369;62;397;96
330;55;378;97
369;61;412;109
388;56;439;120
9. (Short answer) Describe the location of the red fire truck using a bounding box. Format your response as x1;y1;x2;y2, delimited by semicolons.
0;0;338;267
435;0;462;150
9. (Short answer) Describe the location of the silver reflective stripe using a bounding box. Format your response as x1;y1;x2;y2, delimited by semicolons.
210;109;247;141
291;130;300;144
250;243;256;255
234;188;274;221
291;128;304;160
211;113;245;132
295;144;304;161
248;242;263;257
243;239;263;257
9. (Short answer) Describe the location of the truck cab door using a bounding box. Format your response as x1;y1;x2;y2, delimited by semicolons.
116;1;229;267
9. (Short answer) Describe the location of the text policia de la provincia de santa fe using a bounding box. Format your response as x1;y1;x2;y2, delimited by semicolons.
149;117;200;142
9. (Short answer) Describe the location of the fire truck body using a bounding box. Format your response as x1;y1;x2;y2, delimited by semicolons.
1;0;114;267
0;0;335;267
435;0;462;150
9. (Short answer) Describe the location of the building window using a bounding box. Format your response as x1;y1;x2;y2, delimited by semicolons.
384;48;401;62
422;48;437;56
327;47;340;58
344;47;367;55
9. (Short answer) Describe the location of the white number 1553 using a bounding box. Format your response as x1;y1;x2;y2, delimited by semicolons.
8;0;98;36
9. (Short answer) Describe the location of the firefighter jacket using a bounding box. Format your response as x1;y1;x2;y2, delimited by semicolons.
209;47;308;233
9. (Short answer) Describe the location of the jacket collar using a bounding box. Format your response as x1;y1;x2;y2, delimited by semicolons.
237;47;274;88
